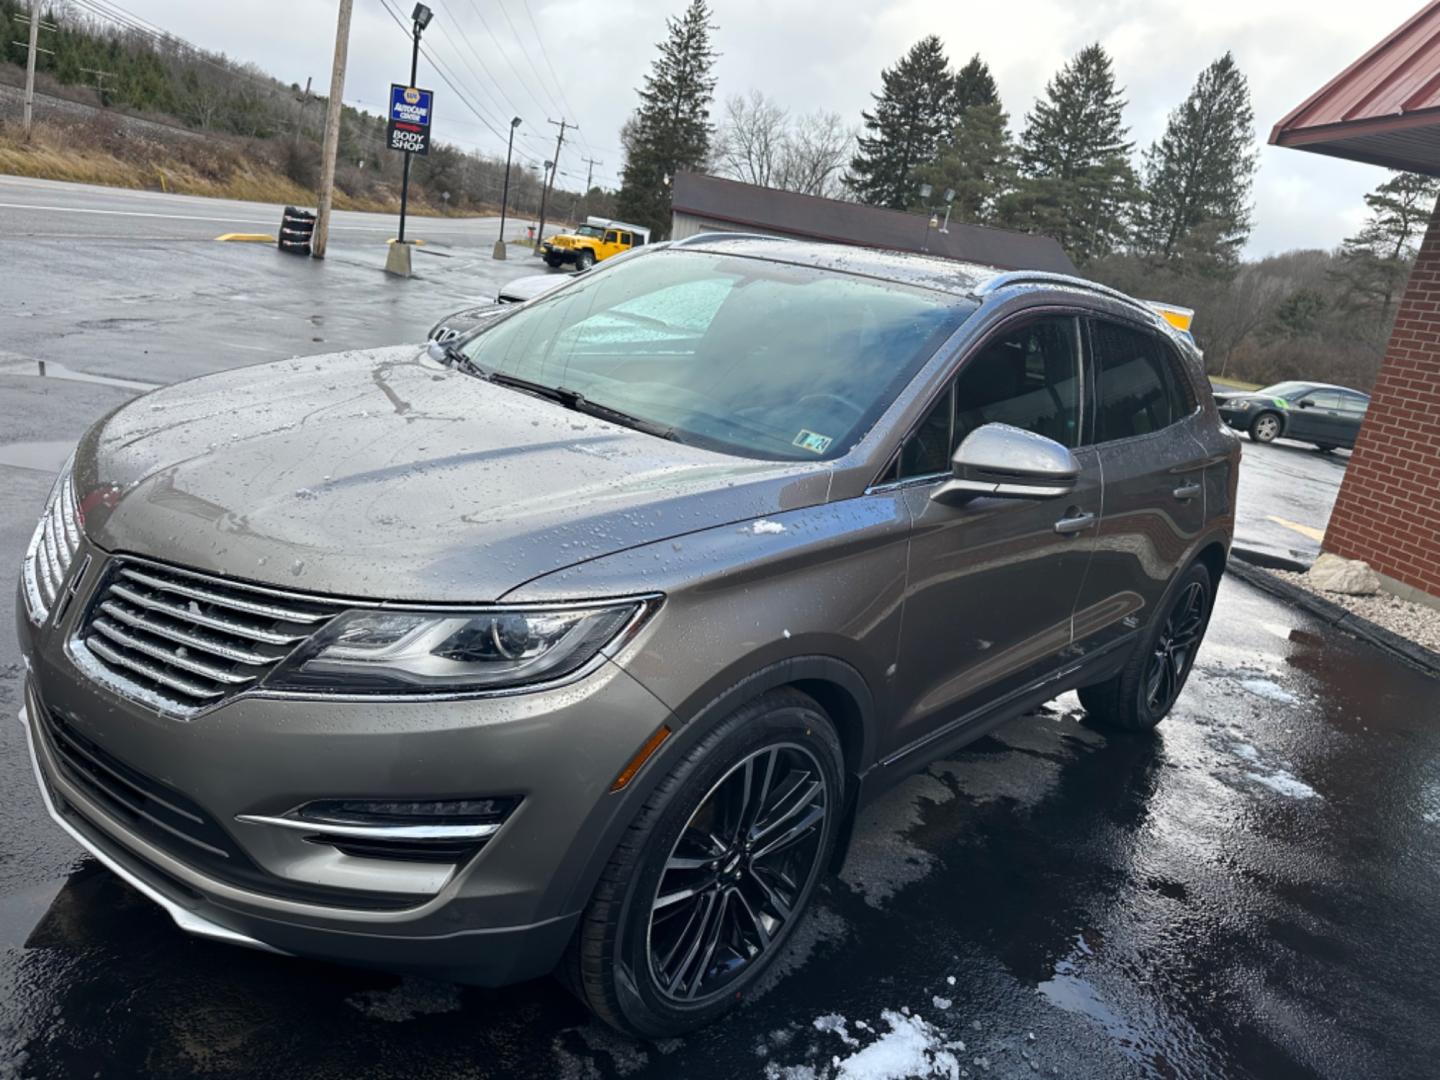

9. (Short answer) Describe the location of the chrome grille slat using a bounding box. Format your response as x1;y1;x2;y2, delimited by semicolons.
56;477;80;553
77;559;338;716
107;582;305;646
118;567;330;624
99;600;274;665
90;618;257;685
39;523;64;601
86;636;226;700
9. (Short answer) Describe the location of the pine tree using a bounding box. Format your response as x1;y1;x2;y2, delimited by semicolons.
615;0;719;239
916;102;1014;225
1333;171;1440;332
1008;44;1137;265
952;55;999;113
1138;53;1256;270
846;36;959;210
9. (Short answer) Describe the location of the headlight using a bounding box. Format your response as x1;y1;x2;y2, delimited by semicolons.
21;455;80;624
1231;399;1253;411
265;601;652;694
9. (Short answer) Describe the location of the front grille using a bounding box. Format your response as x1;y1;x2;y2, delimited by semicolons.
75;560;337;716
38;707;422;911
22;472;80;622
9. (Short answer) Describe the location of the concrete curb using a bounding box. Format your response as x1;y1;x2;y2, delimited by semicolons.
1227;556;1440;678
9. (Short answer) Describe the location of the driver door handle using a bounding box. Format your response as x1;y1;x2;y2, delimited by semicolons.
1054;511;1096;536
1172;482;1202;501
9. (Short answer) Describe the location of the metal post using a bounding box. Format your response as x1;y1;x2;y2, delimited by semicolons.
312;0;354;260
397;19;421;245
493;117;520;260
535;159;554;254
23;0;40;140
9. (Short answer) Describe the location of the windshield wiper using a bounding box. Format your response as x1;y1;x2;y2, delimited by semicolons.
429;340;492;381
489;372;681;442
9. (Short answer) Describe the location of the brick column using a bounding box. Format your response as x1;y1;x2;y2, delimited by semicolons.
1322;197;1440;599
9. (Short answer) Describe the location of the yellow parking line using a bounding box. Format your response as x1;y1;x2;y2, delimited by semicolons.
387;238;426;245
214;233;275;242
1266;515;1325;543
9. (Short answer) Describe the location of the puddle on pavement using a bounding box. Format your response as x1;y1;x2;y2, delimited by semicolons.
0;439;76;472
0;357;158;391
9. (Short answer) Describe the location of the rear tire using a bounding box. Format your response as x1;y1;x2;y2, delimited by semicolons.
1249;412;1281;443
561;689;843;1038
1079;562;1214;732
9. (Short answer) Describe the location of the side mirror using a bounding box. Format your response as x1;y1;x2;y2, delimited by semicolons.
931;423;1080;505
1298;398;1316;409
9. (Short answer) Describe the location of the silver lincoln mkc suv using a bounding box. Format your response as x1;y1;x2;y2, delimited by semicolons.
17;236;1238;1037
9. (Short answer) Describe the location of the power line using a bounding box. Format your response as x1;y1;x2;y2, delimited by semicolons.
514;0;598;164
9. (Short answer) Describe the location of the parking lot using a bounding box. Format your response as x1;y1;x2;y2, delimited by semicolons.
3;178;1439;1079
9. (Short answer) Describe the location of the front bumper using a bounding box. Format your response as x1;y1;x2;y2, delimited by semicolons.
17;556;677;984
541;243;577;263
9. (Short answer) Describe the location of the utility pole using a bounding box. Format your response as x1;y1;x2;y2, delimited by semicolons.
578;156;602;221
22;0;40;140
292;75;312;149
582;157;602;194
534;117;571;251
493;116;521;260
313;0;354;260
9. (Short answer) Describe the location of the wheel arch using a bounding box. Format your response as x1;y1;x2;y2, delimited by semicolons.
557;654;878;916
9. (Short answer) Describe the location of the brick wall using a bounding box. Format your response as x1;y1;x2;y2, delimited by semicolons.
1322;199;1440;598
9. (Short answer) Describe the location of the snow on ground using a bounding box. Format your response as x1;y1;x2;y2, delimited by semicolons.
1238;678;1299;704
770;1009;964;1080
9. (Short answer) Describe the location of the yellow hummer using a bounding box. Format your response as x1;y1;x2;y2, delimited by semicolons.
541;217;652;270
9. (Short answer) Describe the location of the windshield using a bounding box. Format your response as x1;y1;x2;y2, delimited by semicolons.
457;250;973;460
576;224;605;238
1258;381;1313;399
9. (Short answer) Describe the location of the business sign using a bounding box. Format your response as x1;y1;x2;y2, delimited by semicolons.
386;83;434;156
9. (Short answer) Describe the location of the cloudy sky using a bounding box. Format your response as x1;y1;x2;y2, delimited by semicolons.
123;0;1423;258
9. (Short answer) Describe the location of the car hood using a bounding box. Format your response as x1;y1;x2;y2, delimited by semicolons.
76;346;830;602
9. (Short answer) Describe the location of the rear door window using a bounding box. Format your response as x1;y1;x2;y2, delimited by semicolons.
1090;320;1191;442
1338;392;1370;415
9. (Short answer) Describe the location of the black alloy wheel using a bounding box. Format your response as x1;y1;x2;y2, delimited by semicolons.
647;742;829;1002
1144;578;1206;715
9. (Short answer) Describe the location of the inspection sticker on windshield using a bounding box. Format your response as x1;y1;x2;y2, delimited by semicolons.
793;430;833;454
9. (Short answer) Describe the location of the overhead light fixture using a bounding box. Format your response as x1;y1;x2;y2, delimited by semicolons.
412;3;433;30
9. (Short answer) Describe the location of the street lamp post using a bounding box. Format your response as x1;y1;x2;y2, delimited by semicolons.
493;116;520;260
396;3;432;246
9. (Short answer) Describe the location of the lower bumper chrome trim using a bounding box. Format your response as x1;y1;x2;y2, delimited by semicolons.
19;702;289;957
234;812;501;842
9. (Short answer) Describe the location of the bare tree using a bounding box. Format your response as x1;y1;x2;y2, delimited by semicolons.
717;91;787;187
777;110;853;198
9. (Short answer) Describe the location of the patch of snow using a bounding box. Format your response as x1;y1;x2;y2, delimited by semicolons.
750;519;787;535
814;1014;859;1047
946;975;956;986
1246;769;1319;799
1230;741;1261;762
827;1010;961;1080
1238;678;1297;704
932;996;952;1010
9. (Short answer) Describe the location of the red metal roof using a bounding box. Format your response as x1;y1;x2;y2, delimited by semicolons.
1271;0;1440;173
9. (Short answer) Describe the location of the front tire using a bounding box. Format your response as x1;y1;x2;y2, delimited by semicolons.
563;689;843;1038
1249;411;1281;443
1079;562;1214;732
576;249;596;271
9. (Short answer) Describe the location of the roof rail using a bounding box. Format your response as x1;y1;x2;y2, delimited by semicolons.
972;270;1156;317
669;231;788;248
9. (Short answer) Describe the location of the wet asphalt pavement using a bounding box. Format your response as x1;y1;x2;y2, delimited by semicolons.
4;571;1439;1079
3;179;1439;1079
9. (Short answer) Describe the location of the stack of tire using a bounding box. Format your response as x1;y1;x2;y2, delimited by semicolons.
278;207;316;255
